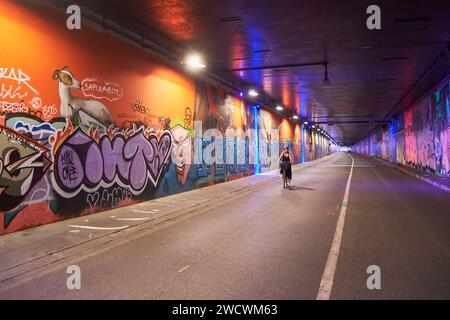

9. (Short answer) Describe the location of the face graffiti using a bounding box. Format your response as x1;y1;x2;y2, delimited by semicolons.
170;124;193;185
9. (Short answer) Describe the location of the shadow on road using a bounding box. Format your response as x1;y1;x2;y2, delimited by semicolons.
284;185;316;191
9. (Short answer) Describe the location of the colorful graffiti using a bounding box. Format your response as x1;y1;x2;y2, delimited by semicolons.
0;125;52;212
0;0;336;234
354;78;450;177
51;122;172;198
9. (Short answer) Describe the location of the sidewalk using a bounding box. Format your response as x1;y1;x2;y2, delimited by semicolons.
371;157;450;193
0;154;336;286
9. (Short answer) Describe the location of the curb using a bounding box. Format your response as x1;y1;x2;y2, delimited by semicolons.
371;156;450;194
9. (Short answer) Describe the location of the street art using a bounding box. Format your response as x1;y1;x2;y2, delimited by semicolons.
51;121;172;198
0;125;52;212
86;187;133;213
0;0;336;234
354;78;450;177
53;66;115;128
258;109;280;171
130;100;170;129
169;119;194;185
0;67;38;95
81;79;123;102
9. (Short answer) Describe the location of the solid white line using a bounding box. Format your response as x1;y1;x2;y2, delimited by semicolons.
68;225;129;230
317;154;355;300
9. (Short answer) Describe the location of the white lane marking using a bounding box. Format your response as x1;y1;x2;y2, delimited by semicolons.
317;154;355;300
115;217;151;221
132;209;160;214
68;225;129;230
178;265;191;273
69;230;80;233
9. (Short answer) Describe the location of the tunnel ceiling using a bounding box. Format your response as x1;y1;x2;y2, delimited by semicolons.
72;0;450;145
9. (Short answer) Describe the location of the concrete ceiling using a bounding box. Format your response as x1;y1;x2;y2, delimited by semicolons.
71;0;450;145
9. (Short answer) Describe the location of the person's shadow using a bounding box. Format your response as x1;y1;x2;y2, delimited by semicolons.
285;184;315;191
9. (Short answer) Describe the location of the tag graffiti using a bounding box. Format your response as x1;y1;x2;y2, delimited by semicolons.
81;79;123;102
52;124;172;198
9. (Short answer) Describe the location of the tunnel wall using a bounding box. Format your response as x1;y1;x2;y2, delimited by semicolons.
0;1;336;234
354;76;450;176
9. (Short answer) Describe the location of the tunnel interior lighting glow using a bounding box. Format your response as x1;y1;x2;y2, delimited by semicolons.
239;91;244;97
303;121;308;125
276;105;283;111
293;115;299;120
185;54;206;70
248;89;259;97
312;125;316;128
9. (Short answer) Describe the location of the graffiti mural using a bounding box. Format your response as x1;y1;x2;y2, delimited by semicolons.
0;125;52;212
354;78;450;177
0;0;336;234
49;122;171;213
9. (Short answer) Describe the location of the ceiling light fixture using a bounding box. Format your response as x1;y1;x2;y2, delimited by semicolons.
293;115;299;120
276;105;283;111
248;89;259;97
185;53;206;70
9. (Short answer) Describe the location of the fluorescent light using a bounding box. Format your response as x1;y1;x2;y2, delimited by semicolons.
293;115;299;120
185;54;206;69
276;105;283;111
248;89;259;97
312;125;316;128
303;121;308;125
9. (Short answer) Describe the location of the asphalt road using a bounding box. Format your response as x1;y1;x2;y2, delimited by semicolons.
0;153;449;299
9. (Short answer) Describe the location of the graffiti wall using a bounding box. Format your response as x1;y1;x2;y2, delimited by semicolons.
0;1;336;234
354;77;450;176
